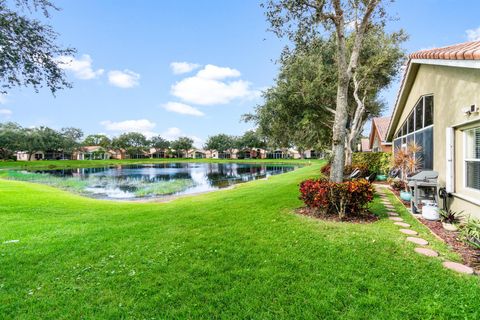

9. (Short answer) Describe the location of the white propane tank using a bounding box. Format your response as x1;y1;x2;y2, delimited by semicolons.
422;200;439;220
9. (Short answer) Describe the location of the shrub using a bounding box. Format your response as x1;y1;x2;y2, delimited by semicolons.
352;152;392;175
389;179;405;191
299;178;374;218
460;218;480;249
321;163;331;176
439;209;463;224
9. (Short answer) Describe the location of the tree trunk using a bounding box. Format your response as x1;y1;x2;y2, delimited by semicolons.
329;0;379;182
330;74;350;182
345;73;368;166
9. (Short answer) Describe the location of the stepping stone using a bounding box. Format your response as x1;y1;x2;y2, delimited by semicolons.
394;222;410;228
400;228;418;235
406;237;428;246
442;261;474;275
414;247;439;257
389;217;403;222
387;211;399;216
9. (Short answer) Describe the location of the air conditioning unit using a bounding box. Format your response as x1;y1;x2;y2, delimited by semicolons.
462;104;478;115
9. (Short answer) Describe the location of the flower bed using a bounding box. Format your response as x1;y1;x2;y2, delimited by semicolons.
299;178;375;220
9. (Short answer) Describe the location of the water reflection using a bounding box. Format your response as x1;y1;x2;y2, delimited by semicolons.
29;163;296;200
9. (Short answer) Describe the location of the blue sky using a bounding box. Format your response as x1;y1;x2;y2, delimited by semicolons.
1;0;480;146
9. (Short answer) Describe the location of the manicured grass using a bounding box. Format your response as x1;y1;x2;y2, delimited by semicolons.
0;161;479;319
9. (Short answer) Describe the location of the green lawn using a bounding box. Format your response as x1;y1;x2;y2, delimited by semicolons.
0;161;479;319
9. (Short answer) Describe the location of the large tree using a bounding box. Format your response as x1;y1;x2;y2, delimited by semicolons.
112;132;149;157
83;134;111;148
60;127;83;155
344;27;406;165
236;130;266;150
244;37;338;153
149;135;170;151
204;134;236;154
265;0;388;182
1;0;75;94
0;122;22;159
171;137;194;158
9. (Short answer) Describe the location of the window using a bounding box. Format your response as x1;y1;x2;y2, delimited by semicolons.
408;113;414;134
465;127;480;190
393;95;434;170
415;101;423;131
424;96;434;127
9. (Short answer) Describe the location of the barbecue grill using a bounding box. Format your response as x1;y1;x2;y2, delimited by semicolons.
407;170;439;214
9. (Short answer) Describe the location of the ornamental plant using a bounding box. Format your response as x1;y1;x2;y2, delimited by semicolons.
299;178;374;219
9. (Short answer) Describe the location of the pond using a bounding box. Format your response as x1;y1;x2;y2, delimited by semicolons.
4;163;297;200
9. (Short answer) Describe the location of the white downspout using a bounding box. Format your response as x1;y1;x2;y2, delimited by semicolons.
446;127;455;193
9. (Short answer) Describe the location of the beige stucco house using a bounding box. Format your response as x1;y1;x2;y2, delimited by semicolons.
386;40;480;218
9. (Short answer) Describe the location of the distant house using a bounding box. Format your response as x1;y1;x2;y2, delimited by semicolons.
266;148;301;159
236;148;267;159
16;151;44;161
76;146;111;160
358;138;371;152
369;117;392;152
16;150;72;161
109;149;128;160
149;148;169;158
386;40;480;218
187;149;207;159
209;149;238;159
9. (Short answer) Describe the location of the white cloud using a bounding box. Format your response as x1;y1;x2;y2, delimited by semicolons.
466;27;480;41
162;102;204;117
0;94;7;104
171;64;256;105
196;64;241;80
108;69;140;88
100;119;156;133
162;127;203;147
0;108;12;118
56;54;104;80
170;62;201;75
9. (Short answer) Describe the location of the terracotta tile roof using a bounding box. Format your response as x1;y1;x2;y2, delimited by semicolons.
361;138;370;152
372;117;391;142
410;40;480;60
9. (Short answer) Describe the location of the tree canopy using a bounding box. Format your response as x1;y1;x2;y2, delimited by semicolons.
0;0;75;94
263;0;391;181
204;134;237;153
171;137;194;156
111;132;149;157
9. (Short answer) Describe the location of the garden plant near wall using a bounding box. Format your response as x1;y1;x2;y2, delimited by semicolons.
352;152;392;176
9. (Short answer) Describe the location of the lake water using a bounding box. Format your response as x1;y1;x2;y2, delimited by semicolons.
21;163;297;200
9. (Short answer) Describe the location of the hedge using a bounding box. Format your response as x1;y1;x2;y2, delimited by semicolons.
352;152;391;175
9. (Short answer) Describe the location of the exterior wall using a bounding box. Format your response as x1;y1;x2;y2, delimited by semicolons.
16;152;44;161
391;64;480;218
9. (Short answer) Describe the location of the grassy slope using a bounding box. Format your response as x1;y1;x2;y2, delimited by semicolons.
0;162;479;319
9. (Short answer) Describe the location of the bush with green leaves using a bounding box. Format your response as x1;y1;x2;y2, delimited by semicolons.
460;218;480;249
352;152;392;175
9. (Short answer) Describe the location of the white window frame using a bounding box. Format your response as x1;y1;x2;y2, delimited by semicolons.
463;127;480;192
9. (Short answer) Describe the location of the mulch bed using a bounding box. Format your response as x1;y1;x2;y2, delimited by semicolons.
384;185;480;272
296;207;379;223
419;218;480;272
